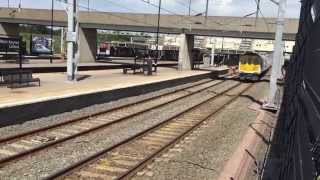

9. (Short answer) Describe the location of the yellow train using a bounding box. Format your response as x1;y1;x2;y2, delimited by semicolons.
239;52;272;81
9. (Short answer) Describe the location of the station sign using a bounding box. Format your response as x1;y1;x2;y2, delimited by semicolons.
0;37;20;53
66;32;77;43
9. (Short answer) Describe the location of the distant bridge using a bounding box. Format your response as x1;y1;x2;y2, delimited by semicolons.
0;8;299;40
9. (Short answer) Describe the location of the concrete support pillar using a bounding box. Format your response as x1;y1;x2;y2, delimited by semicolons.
78;27;97;63
178;34;194;70
0;23;19;36
264;0;287;110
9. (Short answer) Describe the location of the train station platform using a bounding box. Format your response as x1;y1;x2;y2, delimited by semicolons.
100;59;177;66
0;59;177;73
0;67;219;125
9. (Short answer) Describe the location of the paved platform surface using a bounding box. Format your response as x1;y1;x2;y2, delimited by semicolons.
0;61;116;68
0;60;122;73
0;59;177;68
0;68;208;109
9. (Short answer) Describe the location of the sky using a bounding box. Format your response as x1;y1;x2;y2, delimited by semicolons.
0;0;301;18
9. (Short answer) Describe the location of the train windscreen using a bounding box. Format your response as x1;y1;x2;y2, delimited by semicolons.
240;54;261;65
239;54;261;73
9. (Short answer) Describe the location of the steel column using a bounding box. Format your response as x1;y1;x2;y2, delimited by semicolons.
265;0;287;109
155;0;162;73
50;0;54;64
205;0;209;24
67;0;77;81
188;0;192;16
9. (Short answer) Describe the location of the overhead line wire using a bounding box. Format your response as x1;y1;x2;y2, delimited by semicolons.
56;0;271;37
100;0;139;14
253;0;271;32
55;0;155;26
139;0;225;27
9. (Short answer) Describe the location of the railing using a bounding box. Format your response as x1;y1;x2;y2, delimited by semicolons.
263;0;320;179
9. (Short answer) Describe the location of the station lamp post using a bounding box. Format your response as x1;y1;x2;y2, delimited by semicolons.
87;0;90;12
155;0;162;73
192;0;209;24
255;0;261;26
205;0;209;24
188;0;192;16
18;0;22;12
66;0;77;81
50;0;54;64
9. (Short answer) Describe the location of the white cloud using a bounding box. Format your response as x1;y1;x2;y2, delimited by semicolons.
215;0;233;6
1;0;300;18
211;0;234;16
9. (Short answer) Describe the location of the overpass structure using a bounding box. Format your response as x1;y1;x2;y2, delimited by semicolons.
0;8;299;68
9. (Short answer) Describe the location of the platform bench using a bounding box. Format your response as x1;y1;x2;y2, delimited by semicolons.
2;70;40;88
123;57;155;75
193;60;203;70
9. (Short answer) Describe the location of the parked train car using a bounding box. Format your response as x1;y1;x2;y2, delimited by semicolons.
192;48;210;61
97;42;149;59
149;49;179;61
239;52;272;81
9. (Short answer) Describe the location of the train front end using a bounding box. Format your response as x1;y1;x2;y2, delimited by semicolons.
239;53;262;81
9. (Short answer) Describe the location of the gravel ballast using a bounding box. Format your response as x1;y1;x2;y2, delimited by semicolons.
133;80;270;180
0;79;237;179
0;79;211;139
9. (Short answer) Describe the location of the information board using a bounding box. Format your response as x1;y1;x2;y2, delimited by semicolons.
31;34;52;54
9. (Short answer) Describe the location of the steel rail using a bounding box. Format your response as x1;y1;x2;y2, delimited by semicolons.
45;81;247;180
0;80;225;166
116;83;254;179
0;79;213;145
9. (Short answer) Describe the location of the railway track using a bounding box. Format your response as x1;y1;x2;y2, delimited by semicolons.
0;79;226;166
45;82;253;180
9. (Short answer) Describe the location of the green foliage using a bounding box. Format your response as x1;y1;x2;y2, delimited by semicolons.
19;24;60;35
97;34;131;44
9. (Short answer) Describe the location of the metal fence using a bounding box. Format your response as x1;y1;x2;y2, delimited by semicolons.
263;0;320;179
